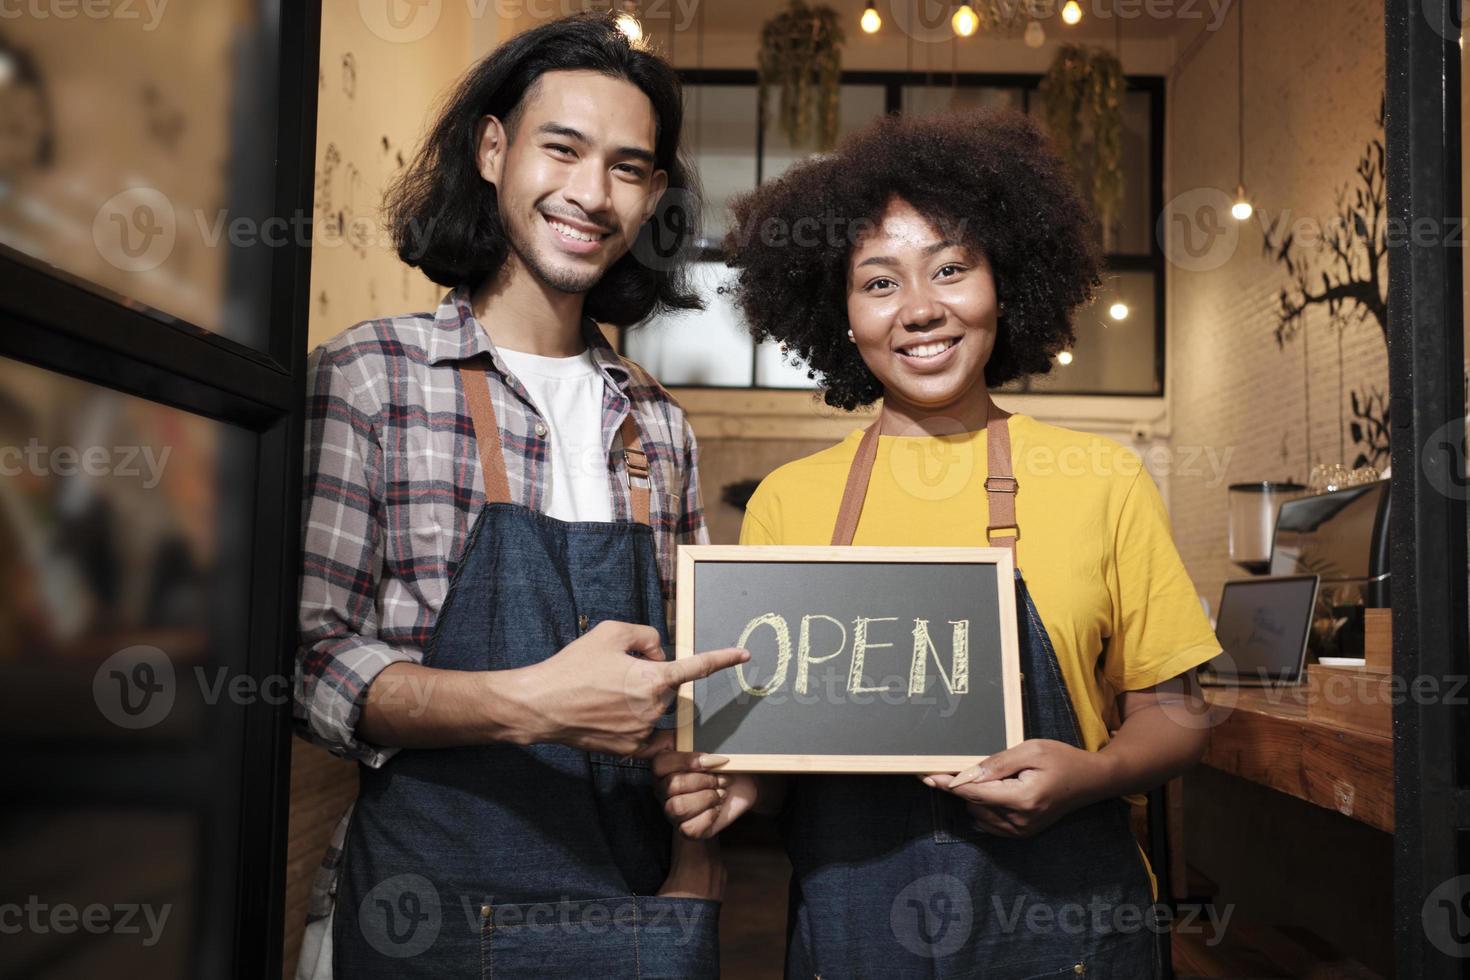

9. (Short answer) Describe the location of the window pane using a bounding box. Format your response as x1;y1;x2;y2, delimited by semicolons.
624;261;754;386
685;84;759;245
1028;87;1153;255
901;85;1021;115
1115;90;1154;256
761;84;887;184
1009;267;1159;395
755;339;818;389
0;6;276;347
0;357;256;744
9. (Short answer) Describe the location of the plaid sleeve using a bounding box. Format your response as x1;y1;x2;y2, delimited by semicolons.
294;346;416;767
678;415;710;548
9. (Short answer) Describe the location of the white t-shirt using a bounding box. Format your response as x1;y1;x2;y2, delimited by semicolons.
496;346;612;523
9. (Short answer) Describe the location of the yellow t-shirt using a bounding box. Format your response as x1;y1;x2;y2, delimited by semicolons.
739;414;1222;758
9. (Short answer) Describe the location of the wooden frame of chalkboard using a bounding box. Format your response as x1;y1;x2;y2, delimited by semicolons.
675;545;1024;773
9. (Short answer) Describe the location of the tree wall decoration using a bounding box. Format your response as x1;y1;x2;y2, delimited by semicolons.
1262;105;1389;471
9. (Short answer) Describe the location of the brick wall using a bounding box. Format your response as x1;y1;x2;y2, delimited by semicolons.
1166;0;1390;606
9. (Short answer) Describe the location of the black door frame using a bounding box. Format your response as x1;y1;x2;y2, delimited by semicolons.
1385;1;1470;977
0;1;320;975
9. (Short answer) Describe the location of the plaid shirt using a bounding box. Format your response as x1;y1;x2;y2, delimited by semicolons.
294;289;707;924
296;287;707;764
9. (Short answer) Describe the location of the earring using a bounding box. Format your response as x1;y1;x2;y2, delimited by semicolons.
846;329;855;342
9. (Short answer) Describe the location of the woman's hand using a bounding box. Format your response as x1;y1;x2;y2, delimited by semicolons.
649;735;761;839
922;738;1115;838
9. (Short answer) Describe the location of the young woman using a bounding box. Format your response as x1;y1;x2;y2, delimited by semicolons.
654;108;1222;978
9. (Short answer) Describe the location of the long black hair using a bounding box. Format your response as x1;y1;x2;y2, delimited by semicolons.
384;11;703;325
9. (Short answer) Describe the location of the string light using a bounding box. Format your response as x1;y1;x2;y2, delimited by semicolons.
1024;20;1045;47
1232;0;1252;222
1109;302;1129;321
952;2;979;37
860;0;881;33
1061;0;1083;25
616;1;643;44
1057;351;1074;365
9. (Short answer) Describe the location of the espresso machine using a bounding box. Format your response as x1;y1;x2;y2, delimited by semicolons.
1228;479;1392;658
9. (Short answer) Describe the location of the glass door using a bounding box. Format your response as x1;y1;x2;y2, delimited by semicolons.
0;2;320;976
1385;1;1470;977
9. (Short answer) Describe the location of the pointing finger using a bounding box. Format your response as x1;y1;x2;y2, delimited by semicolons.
659;647;750;688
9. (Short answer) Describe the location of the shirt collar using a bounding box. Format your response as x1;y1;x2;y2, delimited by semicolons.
426;287;631;389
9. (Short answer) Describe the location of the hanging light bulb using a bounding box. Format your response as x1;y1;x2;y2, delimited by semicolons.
1057;351;1074;365
1024;20;1045;47
1108;302;1129;321
1061;0;1083;25
615;2;643;44
952;2;979;38
1230;4;1251;223
860;0;881;33
1231;183;1253;221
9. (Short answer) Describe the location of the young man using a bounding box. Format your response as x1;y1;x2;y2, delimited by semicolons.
293;14;745;977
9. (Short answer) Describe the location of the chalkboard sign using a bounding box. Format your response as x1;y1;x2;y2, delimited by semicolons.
675;546;1022;773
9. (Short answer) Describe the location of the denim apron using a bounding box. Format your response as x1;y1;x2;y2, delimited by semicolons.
333;361;720;978
780;410;1158;980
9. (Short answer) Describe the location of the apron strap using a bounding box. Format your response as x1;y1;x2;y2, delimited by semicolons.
829;420;882;547
619;410;651;526
829;405;1019;559
461;362;513;505
984;409;1018;559
458;360;652;526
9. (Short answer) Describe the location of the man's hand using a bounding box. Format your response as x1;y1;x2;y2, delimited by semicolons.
507;621;749;756
922;738;1113;838
357;622;747;755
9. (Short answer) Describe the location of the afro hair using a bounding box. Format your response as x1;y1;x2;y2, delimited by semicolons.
722;107;1102;410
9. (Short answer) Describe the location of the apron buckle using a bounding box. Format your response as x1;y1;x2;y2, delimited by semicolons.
624;446;651;488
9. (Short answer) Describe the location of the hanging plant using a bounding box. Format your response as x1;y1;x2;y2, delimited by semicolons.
1038;44;1125;238
756;0;844;150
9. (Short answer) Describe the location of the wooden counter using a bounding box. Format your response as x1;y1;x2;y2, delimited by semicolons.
1200;687;1394;832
